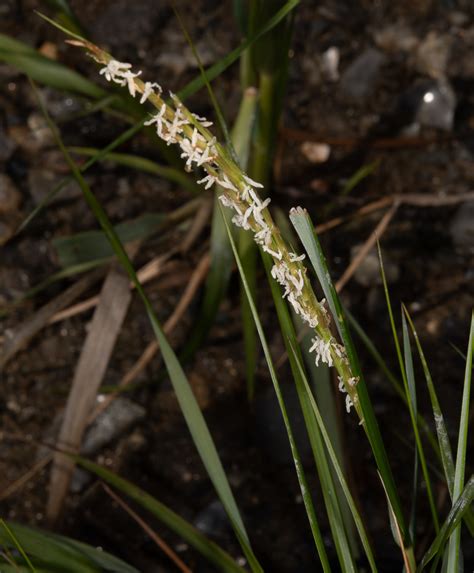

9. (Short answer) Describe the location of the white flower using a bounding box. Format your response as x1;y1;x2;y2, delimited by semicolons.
195;138;217;167
309;336;333;367
193;113;213;127
218;194;236;208
345;394;354;413
199;173;218;189
338;376;346;393
241;205;254;229
243;174;264;188
300;309;319;328
140;81;162;104
217;174;238;192
144;104;168;138
99;59;132;82
252;198;271;227
122;70;142;96
289;252;306;262
262;245;283;260
164;106;188;144
255;226;272;246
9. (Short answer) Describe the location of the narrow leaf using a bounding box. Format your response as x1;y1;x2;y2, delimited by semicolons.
419;476;474;572
0;34;104;98
0;521;132;573
446;313;473;572
289;207;412;549
72;458;247;573
220;205;332;572
287;343;377;572
33;81;262;571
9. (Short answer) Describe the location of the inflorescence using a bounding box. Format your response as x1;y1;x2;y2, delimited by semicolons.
94;55;359;414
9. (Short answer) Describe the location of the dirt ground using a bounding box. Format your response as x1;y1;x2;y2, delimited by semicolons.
1;1;473;571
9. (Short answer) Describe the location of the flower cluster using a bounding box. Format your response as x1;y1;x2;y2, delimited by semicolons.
338;376;359;413
95;54;358;414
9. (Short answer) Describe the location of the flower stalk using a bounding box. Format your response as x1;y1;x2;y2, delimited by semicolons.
69;39;361;418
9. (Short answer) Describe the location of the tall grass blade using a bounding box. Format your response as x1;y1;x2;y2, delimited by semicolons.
0;521;138;572
261;252;357;572
0;35;104;98
69;147;200;193
379;250;439;533
53;213;164;266
44;0;85;36
33;81;262;571
404;308;474;535
405;308;455;492
347;309;441;459
275;207;358;555
402;312;420;542
446;313;473;572
72;458;247;573
378;475;414;573
220;205;332;572
53;197;200;267
289;208;413;553
17;119;147;234
177;0;300;101
419;475;474;572
0;521;36;573
287;343;377;572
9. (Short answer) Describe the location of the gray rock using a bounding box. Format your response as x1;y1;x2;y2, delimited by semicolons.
70;467;92;493
81;397;146;455
415;81;456;131
450;201;474;254
321;46;340;82
400;80;457;132
351;245;399;287
340;48;386;101
194;500;230;539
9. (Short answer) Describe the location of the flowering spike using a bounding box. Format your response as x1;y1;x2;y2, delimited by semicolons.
78;48;359;418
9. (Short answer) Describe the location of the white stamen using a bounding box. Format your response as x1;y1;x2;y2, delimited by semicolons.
289;252;306;262
262;245;283;260
346;394;353;413
217;174;239;192
193;113;213;127
243;174;264;188
99;59;132;82
198;174;218;189
140;81;162;104
309;337;333;367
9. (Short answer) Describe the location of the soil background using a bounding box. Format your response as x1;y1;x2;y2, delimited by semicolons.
1;1;473;571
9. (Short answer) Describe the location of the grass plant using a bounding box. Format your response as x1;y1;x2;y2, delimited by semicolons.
1;4;472;572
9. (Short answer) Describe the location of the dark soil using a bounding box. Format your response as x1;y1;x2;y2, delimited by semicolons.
1;1;473;572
